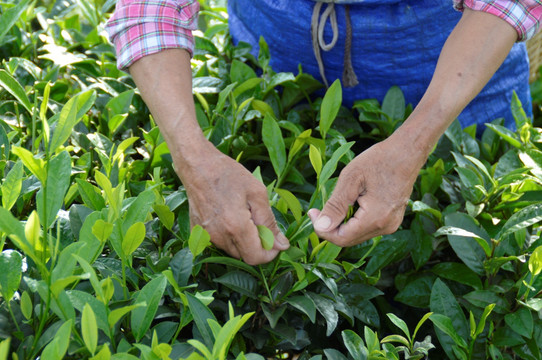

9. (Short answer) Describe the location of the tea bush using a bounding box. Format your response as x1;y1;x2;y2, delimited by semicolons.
0;1;540;359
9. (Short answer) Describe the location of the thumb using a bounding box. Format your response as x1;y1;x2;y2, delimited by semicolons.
310;181;360;234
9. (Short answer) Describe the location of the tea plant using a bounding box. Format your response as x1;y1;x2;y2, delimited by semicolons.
0;0;540;359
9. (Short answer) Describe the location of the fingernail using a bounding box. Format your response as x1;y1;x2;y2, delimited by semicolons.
314;215;331;232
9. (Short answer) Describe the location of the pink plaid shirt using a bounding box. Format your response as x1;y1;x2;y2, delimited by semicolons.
106;0;542;71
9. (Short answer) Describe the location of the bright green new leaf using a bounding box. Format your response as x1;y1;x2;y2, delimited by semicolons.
92;220;114;244
0;338;10;360
82;303;98;355
0;250;22;301
100;278;115;305
11;147;46;184
0;69;32;114
50;274;90;297
319;79;342;139
90;345;111;360
381;334;410;347
0;208;34;263
49;90;96;155
41;319;73;360
1;161;23;211
40;82;51;123
153;204;174;231
25;211;42;253
340;329;366;360
474;303;495;338
529;245;542;276
20;290;32;320
188;225;211;257
262;114;286;177
108;303;145;329
252;99;274;117
275;188;302;222
257;225;274;250
319;142;354;186
429;314;468;349
309;144;322;178
386;313;411;341
121;222;146;258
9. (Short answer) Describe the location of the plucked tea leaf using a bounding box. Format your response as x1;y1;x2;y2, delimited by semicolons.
257;225;274;250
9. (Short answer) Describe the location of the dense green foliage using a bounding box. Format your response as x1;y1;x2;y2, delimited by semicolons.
0;0;541;359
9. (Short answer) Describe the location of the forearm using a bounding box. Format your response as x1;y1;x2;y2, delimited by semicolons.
392;8;518;157
129;49;211;171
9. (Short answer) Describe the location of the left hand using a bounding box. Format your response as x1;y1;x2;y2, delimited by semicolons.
307;136;426;246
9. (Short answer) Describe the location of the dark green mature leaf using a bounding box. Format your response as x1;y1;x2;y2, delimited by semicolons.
185;292;217;349
443;213;489;275
262;114;286;177
485;123;522;148
307;292;338;336
463;290;509;314
504;307;534;339
319;79;342;139
36;151;71;228
230;60;256;84
341;330;366;360
0;250;22;301
395;274;435;308
431;262;483;290
198;257;260;278
0;69;32;114
381;86;405;121
497;203;542;240
214;271;259;299
430;279;469;359
170;247;193;288
287;295;317;323
131;274;167;341
519;149;542;180
429;314;468;350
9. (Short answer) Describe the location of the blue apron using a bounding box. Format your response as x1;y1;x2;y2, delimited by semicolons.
228;0;532;131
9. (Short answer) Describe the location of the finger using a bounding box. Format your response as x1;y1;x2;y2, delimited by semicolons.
311;171;362;234
234;210;281;265
248;191;290;251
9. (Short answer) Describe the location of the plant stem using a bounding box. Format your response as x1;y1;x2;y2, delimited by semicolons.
259;265;273;304
7;301;21;333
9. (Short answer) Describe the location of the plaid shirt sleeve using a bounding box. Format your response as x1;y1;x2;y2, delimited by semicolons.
105;0;199;70
453;0;542;41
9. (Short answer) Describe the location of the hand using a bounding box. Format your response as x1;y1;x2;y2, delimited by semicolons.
307;137;426;246
176;145;290;265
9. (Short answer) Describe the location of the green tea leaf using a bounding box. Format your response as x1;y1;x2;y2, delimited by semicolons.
341;330;366;359
153;204;174;231
0;0;30;43
386;313;411;341
214;271;259;299
11;147;46;183
186;292;217;349
431;262;483;290
20;290;32;320
0;69;31;114
0;338;10;360
286;295;316;323
108;303;145;329
262;114;286;177
463;290;509;314
319;142;354;186
497;203;542;240
91;219;114;244
82;303;98;355
188;225;211;257
275;188;302;222
121;222;146;258
41;319;73;360
381;85;405;121
0;250;22;301
257;225;274;250
319;79;342;139
529;245;542;276
1;161;23;211
485;123;522;148
309;144;322;178
429;314;467;350
131;274;167;341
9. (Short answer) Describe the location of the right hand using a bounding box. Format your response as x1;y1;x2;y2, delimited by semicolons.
175;144;290;265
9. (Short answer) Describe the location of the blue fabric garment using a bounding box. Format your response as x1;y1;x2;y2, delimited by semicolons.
228;0;532;131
